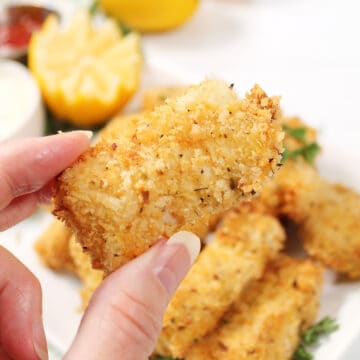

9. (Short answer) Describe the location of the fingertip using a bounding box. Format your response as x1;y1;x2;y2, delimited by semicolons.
153;232;200;296
34;131;92;174
167;231;201;265
52;130;93;151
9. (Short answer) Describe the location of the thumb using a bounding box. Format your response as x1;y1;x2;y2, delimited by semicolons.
65;231;200;360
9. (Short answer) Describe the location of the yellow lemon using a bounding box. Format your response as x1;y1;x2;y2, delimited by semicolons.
28;11;142;127
99;0;199;32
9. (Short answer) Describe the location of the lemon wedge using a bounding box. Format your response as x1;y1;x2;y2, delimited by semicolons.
29;11;142;127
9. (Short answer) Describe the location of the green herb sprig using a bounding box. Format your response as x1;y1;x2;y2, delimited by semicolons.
282;125;307;142
89;1;99;16
281;125;321;164
301;317;339;345
281;143;321;164
293;344;313;360
293;317;339;360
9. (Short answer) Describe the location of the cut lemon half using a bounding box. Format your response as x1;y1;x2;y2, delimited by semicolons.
28;11;142;127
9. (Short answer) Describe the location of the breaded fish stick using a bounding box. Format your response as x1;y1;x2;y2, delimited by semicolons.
260;152;360;278
186;255;324;360
54;80;284;273
301;183;360;278
156;209;285;357
35;219;74;271
68;236;104;308
274;160;360;278
253;117;319;216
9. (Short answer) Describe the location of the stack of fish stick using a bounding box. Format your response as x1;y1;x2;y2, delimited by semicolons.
35;81;360;359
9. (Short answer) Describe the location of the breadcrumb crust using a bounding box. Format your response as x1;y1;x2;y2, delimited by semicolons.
53;80;284;273
185;255;324;360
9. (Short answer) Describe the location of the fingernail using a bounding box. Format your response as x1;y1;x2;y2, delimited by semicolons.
77;130;93;139
167;231;201;265
154;231;200;295
33;321;48;360
63;130;93;140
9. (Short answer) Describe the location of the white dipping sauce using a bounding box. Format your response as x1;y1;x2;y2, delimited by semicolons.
0;60;44;142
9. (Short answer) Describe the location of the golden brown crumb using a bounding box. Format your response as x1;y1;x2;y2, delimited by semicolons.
253;117;319;216
277;161;360;278
53;80;284;273
35;220;74;271
96;112;141;141
185;255;324;360
301;182;360;278
207;116;319;224
156;209;285;358
142;86;187;111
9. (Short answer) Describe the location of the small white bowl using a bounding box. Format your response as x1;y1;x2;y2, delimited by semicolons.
0;59;44;142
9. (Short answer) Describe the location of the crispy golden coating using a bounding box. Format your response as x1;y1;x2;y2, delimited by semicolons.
68;236;104;307
274;161;360;278
186;255;324;360
97;112;141;141
142;86;187;111
54;80;284;273
252;117;318;216
301;183;360;278
212;116;319;221
101;114;220;242
35;220;74;272
156;209;286;358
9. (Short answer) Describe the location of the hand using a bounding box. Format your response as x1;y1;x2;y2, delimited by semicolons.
0;132;91;231
0;131;91;359
66;231;200;360
0;132;200;360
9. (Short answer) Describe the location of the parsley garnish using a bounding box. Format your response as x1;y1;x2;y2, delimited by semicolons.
281;142;321;164
301;143;321;164
116;20;133;36
301;317;339;345
282;125;307;142
89;1;99;16
293;317;339;360
293;344;313;360
281;124;320;164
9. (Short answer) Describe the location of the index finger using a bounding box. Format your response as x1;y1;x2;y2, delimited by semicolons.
0;131;91;210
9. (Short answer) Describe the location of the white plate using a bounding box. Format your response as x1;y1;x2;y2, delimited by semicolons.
1;62;360;360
